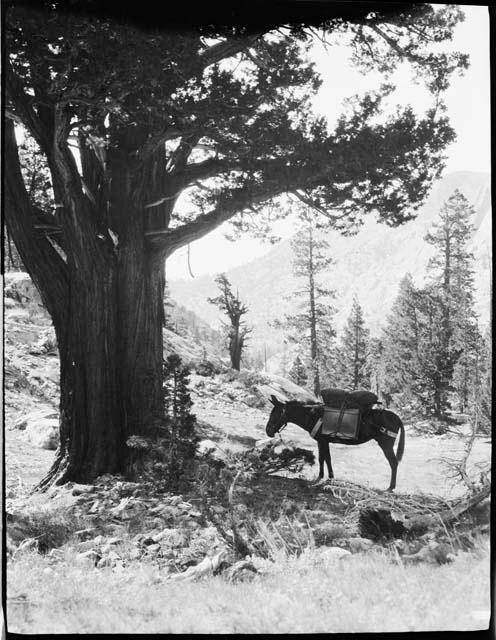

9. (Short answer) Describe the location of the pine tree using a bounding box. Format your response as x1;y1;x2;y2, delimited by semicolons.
162;354;198;490
337;297;370;390
383;193;482;422
289;355;308;387
382;273;422;406
422;190;479;418
208;274;252;371
477;325;492;433
273;217;336;396
367;337;387;402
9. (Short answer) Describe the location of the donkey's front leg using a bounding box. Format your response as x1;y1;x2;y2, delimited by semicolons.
310;440;326;485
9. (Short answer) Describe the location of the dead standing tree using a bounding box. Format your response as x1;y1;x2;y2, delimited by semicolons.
208;274;252;371
5;1;467;485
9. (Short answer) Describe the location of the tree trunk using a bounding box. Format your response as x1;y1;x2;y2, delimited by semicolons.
5;120;168;486
308;266;320;395
38;241;166;486
39;262;124;487
230;322;241;371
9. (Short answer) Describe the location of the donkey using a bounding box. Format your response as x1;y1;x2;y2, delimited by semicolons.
265;396;405;491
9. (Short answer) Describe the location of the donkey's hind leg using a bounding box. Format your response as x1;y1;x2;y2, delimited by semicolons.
323;440;334;479
379;442;398;492
311;440;329;485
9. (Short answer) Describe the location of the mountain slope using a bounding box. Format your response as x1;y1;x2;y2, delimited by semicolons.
169;171;491;352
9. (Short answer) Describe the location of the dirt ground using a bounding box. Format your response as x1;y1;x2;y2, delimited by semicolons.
5;396;491;501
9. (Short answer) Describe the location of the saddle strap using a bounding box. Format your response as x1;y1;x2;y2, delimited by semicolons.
310;417;323;439
379;426;398;439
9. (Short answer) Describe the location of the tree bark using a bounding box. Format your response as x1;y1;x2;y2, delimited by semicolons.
5;120;170;486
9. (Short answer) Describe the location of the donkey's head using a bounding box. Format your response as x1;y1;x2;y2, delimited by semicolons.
265;395;287;437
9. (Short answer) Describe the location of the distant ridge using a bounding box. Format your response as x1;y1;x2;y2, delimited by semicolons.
169;171;491;352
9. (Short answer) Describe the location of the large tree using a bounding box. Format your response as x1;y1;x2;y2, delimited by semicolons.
5;1;467;485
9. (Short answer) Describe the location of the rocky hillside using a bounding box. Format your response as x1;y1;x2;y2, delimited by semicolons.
4;272;317;456
169;171;491;354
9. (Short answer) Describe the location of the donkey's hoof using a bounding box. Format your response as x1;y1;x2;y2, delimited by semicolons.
310;477;325;487
386;487;395;493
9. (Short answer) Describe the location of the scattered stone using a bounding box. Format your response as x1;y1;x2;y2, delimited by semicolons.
72;485;95;496
402;542;454;565
348;537;376;553
97;551;121;568
74;528;96;541
223;559;259;583
76;549;100;566
145;544;161;555
13;538;39;556
318;547;352;562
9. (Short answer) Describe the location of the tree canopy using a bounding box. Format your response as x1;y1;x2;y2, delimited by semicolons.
6;1;467;260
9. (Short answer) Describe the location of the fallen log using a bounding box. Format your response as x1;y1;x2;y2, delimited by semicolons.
358;481;490;540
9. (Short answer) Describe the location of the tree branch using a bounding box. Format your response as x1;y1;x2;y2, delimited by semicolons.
199;34;262;69
4;118;69;330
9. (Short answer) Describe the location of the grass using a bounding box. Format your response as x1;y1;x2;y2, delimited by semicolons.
7;541;490;634
8;503;85;553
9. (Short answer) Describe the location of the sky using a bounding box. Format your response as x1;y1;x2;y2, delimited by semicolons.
166;5;490;281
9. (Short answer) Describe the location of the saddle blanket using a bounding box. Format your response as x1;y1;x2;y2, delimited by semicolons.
311;407;360;440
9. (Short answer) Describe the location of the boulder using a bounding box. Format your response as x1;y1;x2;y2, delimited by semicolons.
19;411;60;450
11;407;58;431
4;272;43;305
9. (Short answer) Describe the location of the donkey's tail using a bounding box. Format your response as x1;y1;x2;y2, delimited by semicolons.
396;417;405;463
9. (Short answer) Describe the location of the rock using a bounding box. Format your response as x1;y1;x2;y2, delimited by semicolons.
244;394;262;408
318;547;352;562
24;417;59;450
153;528;187;548
4;272;43;306
72;485;95;496
348;537;376;553
177;501;193;511
74;528;97;541
13;538;39;556
101;539;124;554
76;549;100;566
402;542;454;565
223;560;259;583
97;551;121;568
12;408;58;431
197;439;218;455
142;536;157;547
146;544;161;555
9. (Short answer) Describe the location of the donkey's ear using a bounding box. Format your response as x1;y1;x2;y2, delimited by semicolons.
269;394;279;405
